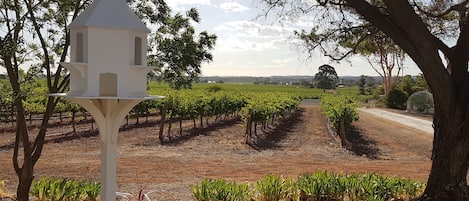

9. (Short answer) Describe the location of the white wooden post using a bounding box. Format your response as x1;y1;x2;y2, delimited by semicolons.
70;98;143;200
51;0;163;199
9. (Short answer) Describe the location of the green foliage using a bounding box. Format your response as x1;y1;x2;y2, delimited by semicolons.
132;100;159;119
358;75;378;96
193;172;425;201
395;75;415;97
0;80;13;123
30;177;100;201
160;90;247;121
320;95;359;133
241;92;300;126
255;174;298;201
206;85;224;92
146;84;303;136
297;171;344;200
192;179;251;201
413;74;429;92
314;64;338;90
386;87;408;110
407;91;434;113
359;75;367;95
146;3;217;89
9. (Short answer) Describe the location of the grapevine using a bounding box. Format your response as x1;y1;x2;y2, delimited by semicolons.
320;95;359;147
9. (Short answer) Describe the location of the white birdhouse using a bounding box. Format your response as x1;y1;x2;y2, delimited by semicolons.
53;0;163;200
60;0;153;98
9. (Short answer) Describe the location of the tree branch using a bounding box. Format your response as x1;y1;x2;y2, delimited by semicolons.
412;0;469;19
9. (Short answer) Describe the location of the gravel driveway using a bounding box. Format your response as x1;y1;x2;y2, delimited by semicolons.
359;108;434;134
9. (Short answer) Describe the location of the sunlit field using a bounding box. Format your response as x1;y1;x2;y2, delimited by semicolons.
147;82;357;99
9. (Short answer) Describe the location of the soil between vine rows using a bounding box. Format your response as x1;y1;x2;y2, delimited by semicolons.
0;104;432;200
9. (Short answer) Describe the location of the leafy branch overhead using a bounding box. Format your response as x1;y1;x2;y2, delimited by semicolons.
131;1;217;90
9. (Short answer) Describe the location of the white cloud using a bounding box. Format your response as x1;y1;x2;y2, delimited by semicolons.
257;26;283;36
214;21;260;32
216;40;275;51
214;20;292;39
272;58;295;64
166;0;214;12
166;0;213;7
219;2;249;12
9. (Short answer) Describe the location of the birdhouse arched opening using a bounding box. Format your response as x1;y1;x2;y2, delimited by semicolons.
99;73;118;97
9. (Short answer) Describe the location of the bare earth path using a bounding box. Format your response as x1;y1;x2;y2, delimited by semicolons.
0;104;433;200
359;108;434;134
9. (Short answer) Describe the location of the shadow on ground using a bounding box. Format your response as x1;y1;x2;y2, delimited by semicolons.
249;108;304;150
346;125;381;159
158;118;242;146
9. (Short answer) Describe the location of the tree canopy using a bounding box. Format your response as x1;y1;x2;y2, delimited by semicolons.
314;64;338;90
144;5;217;89
260;0;469;200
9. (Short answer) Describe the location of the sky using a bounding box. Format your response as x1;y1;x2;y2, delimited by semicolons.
166;0;423;77
0;0;423;77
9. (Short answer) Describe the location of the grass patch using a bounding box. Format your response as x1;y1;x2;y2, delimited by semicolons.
192;172;425;201
31;177;100;201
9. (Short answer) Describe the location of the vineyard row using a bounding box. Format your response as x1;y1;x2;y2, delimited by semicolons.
1;90;302;144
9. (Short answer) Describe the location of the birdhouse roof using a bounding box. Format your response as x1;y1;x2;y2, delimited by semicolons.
69;0;150;33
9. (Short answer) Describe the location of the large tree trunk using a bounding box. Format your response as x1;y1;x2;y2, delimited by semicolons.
13;105;35;201
16;158;34;201
347;1;469;200
13;96;55;201
418;101;469;200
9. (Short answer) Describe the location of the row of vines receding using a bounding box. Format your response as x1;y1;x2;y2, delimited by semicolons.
320;95;359;148
0;82;306;145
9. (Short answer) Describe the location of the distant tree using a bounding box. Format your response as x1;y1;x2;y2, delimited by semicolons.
358;75;367;95
357;32;405;95
300;80;313;88
414;74;430;92
395;75;415;96
314;64;338;90
365;77;378;95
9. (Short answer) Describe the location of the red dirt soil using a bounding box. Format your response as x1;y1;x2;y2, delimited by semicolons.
0;104;432;200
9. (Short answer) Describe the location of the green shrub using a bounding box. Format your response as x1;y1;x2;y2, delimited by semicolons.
206;85;224;92
407;91;434;113
31;177;100;201
386;88;408;110
192;172;425;201
255;174;298;201
297;171;344;200
192;179;251;201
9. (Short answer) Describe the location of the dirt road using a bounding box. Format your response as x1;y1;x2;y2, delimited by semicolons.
359;108;434;134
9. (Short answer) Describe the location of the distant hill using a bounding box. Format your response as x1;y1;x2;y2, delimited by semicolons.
200;75;314;83
200;75;382;84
